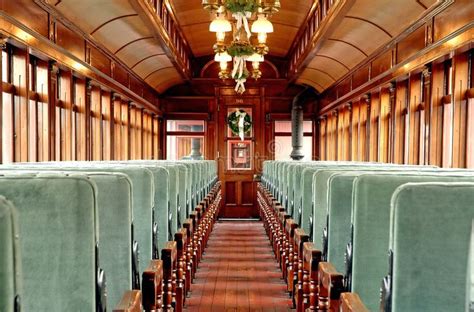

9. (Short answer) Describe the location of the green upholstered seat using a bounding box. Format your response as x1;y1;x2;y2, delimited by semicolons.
389;182;474;312
0;174;97;311
351;172;474;311
0;196;20;312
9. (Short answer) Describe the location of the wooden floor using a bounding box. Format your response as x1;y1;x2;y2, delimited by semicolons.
185;221;293;311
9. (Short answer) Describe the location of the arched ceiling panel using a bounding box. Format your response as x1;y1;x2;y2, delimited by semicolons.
48;0;183;94
92;16;152;54
299;69;334;90
348;0;434;33
296;0;442;93
318;40;366;69
116;38;166;68
330;18;392;56
295;78;325;93
307;55;349;80
145;67;182;89
134;55;173;78
54;0;135;34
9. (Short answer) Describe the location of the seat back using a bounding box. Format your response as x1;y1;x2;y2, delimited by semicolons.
390;182;474;312
0;196;20;312
0;174;97;311
352;172;474;311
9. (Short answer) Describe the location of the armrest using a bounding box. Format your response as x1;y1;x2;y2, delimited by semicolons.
174;228;187;257
142;260;163;311
113;290;142;312
183;219;193;243
340;292;369;312
162;241;178;274
319;262;344;311
295;228;309;258
285;219;298;240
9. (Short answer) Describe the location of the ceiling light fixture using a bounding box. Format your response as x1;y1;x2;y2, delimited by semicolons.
202;0;280;94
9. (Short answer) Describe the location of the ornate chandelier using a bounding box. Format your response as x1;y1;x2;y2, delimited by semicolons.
202;0;281;94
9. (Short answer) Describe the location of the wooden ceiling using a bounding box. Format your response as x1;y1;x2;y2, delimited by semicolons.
51;0;183;93
44;0;445;95
169;0;314;57
296;0;440;92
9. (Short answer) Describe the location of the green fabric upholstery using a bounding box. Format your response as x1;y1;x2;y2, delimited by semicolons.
467;221;474;312
0;165;154;280
352;173;474;311
0;196;19;312
327;173;360;273
0;174;97;311
390;182;474;312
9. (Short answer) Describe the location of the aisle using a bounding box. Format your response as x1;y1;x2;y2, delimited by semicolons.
185;221;293;312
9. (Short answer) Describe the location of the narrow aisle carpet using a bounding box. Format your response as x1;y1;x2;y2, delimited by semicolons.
185;221;292;312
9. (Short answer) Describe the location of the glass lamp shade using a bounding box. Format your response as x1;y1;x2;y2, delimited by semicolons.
216;31;226;42
251;14;273;33
214;51;232;62
247;53;264;63
257;32;267;44
210;15;232;32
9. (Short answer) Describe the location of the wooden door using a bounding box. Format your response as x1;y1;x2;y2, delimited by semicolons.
217;89;264;218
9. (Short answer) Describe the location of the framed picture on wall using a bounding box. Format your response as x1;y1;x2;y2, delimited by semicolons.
227;139;252;170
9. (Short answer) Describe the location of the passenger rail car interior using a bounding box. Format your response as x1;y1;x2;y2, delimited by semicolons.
0;0;473;311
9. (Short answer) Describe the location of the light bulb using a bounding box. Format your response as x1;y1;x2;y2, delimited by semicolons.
216;31;226;42
220;61;228;71
258;32;267;44
252;61;260;70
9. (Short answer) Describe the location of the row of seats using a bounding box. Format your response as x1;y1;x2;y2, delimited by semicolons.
0;160;221;312
258;160;474;312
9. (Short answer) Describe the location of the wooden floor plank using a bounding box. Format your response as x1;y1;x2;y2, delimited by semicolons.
185;221;292;311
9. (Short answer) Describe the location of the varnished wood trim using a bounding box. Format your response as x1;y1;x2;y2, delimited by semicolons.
466;88;474;99
90;14;139;35
326;38;369;57
114;36;154;54
345;15;393;38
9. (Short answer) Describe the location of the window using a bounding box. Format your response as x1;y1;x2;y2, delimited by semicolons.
273;120;313;161
166;120;205;160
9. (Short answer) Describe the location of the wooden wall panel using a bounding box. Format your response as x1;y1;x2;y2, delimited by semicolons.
112;62;129;89
241;182;254;205
3;0;49;38
433;0;474;42
225;181;237;205
56;22;85;62
397;26;426;65
89;45;111;76
371;50;393;79
452;53;469;168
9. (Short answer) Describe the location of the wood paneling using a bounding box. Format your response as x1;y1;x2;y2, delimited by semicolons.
397;26;426;64
225;181;237;205
56;22;85;62
89;44;111;76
